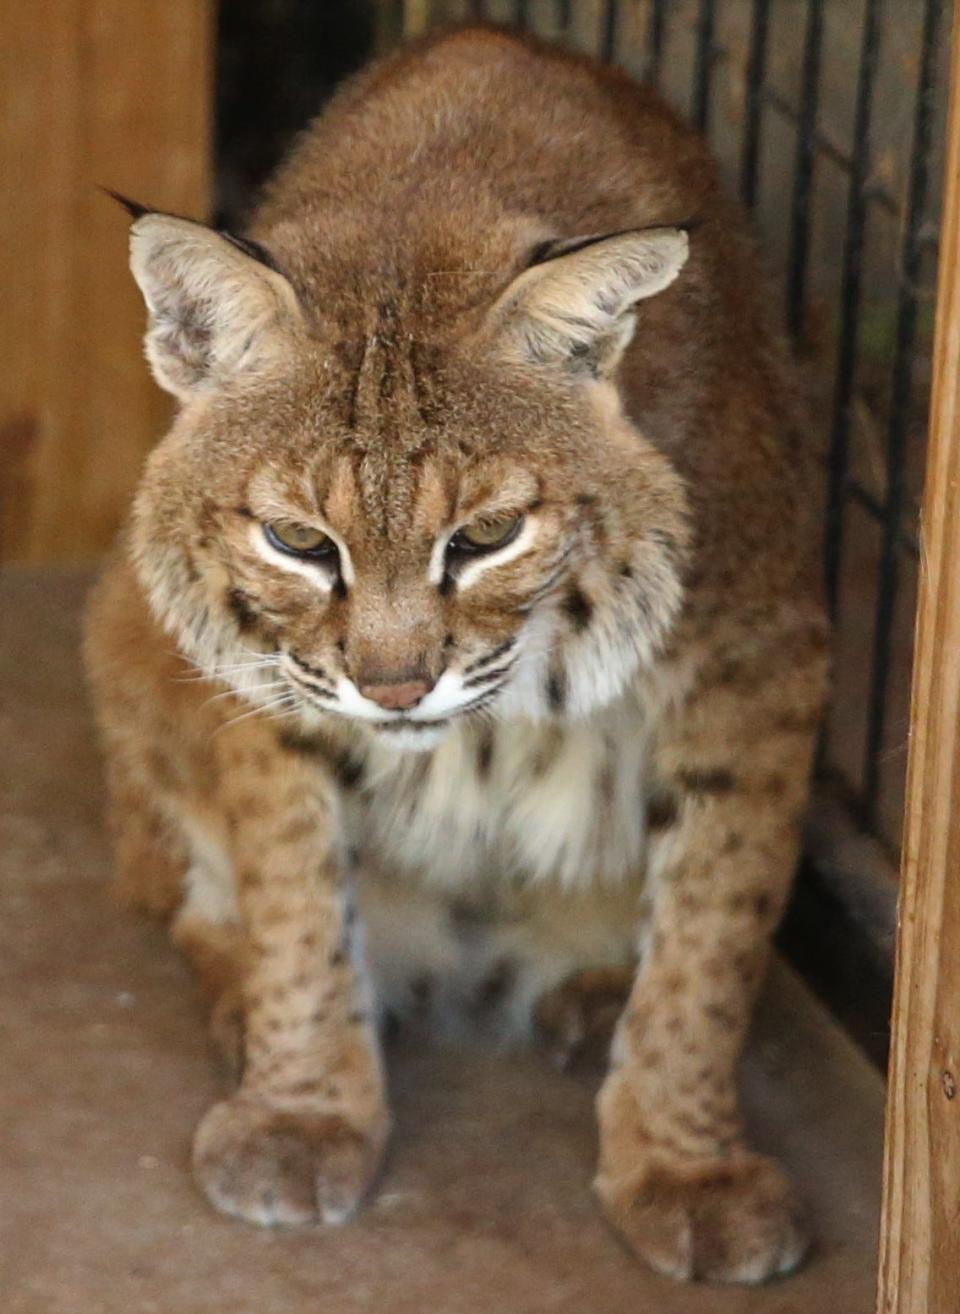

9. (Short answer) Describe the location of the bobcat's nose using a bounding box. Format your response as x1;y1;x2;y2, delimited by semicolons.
359;678;432;711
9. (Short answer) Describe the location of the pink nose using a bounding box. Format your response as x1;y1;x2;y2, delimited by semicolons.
359;679;431;711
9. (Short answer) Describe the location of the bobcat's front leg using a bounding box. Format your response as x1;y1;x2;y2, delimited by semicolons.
596;617;827;1283
192;720;388;1226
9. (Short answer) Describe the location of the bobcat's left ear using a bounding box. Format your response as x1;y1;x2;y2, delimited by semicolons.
488;227;689;377
124;209;305;401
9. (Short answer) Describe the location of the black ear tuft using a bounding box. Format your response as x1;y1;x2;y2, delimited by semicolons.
219;231;280;272
100;190;277;271
100;187;151;220
528;218;703;271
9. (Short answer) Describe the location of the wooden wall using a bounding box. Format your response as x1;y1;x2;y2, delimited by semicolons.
0;0;212;565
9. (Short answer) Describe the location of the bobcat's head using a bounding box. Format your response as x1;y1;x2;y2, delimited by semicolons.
127;209;690;749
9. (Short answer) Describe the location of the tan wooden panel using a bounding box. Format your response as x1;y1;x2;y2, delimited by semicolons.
877;12;960;1312
0;0;212;564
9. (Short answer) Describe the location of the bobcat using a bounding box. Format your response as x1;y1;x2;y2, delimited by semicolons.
84;26;828;1285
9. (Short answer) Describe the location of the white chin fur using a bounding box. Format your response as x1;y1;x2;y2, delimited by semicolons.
373;724;452;753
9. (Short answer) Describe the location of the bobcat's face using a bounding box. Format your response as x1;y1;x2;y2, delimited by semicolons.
128;213;691;748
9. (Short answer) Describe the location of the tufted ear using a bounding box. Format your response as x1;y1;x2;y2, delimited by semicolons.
124;209;304;401
488;226;690;377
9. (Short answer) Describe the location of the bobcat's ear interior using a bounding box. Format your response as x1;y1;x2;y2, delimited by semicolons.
123;209;303;401
488;226;690;377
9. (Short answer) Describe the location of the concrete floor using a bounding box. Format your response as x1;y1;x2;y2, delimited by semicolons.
1;568;883;1313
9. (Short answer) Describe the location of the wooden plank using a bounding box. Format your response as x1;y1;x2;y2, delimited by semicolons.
876;12;960;1312
0;0;212;565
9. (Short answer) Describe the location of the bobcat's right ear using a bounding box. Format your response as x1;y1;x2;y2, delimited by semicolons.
125;211;304;401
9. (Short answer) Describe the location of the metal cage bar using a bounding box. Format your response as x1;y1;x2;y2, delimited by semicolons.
601;0;618;64
824;0;884;616
740;0;771;210
786;0;825;341
693;0;717;133
644;0;667;86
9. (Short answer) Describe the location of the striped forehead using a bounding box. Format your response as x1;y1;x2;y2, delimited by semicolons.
340;295;440;439
245;445;453;546
321;452;454;543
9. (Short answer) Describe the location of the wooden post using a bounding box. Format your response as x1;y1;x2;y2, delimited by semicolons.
877;12;960;1312
0;0;212;565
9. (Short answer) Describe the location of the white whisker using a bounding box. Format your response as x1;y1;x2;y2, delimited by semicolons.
213;657;282;672
212;691;299;739
200;679;290;711
174;654;282;685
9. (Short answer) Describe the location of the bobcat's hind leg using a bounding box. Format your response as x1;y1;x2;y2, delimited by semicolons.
173;917;249;1079
104;740;249;1072
104;759;188;919
170;814;250;1079
535;966;634;1069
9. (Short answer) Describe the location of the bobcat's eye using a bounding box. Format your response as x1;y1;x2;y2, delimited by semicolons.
449;513;524;554
264;520;337;559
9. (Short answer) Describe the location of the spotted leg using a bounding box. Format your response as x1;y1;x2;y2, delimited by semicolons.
595;615;828;1283
191;718;389;1226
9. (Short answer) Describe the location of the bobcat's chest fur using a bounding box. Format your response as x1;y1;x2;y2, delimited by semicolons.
331;693;655;1040
346;692;653;891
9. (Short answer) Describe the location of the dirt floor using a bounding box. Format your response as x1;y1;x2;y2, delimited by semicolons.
1;568;883;1313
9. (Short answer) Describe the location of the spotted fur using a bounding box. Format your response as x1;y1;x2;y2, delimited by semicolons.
84;28;828;1284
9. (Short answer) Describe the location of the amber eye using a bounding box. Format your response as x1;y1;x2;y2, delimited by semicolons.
449;513;524;554
264;520;337;559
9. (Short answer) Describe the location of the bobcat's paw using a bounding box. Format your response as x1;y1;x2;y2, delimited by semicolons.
594;1153;809;1284
193;1095;389;1227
